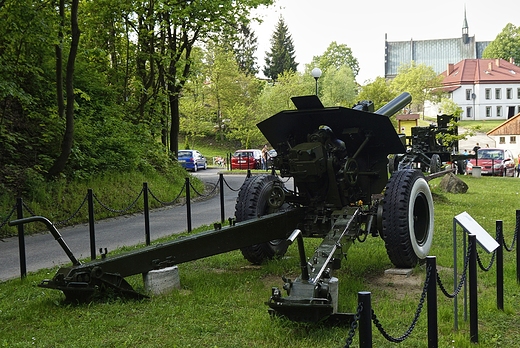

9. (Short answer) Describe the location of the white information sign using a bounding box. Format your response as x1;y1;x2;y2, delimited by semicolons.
454;211;499;253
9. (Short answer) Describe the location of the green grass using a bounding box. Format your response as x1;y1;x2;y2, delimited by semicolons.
0;163;206;238
2;175;520;347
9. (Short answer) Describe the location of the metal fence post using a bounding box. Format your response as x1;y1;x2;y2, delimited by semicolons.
516;210;520;284
219;174;225;223
16;197;26;279
427;256;438;348
143;182;151;246
358;291;372;348
496;220;503;310
185;177;192;232
87;188;96;260
469;234;478;343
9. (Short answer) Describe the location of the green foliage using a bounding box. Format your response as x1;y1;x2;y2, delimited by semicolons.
358;77;398;111
263;16;298;81
482;23;520;65
319;65;358;107
309;41;360;78
390;62;444;113
1;176;520;346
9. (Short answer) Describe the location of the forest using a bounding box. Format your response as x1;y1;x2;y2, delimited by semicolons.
1;1;517;198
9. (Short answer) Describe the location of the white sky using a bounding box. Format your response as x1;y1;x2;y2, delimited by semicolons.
250;0;520;84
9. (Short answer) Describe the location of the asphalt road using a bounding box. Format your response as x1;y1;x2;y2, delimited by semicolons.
0;169;249;282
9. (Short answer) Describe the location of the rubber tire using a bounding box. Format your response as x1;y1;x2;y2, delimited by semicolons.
235;174;290;264
382;169;434;268
193;163;198;172
429;154;441;173
203;161;207;170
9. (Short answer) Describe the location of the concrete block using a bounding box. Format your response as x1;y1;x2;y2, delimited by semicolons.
384;268;413;276
143;266;181;295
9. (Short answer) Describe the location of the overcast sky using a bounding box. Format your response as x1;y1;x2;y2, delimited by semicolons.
250;0;520;84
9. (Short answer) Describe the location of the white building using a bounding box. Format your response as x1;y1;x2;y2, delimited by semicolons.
440;58;520;121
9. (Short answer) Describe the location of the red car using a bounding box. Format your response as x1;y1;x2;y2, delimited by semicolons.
231;149;262;170
466;148;515;176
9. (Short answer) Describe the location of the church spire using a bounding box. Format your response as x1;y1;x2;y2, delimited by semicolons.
462;5;469;44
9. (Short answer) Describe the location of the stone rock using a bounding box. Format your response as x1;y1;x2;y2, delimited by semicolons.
439;172;468;193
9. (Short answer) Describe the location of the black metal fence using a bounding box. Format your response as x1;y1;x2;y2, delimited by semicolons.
0;173;247;279
2;177;519;347
344;211;520;348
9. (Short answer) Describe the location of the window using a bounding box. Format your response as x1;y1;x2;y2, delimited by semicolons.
517;88;520;99
485;88;491;99
499;137;505;144
486;106;491;117
511;136;517;144
507;88;513;99
497;106;502;117
466;89;472;100
495;88;501;99
466;107;472;118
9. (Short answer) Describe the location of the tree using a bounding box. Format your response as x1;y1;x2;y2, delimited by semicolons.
390;62;444;114
482;23;520;65
309;41;359;78
263;16;298;81
47;0;80;178
357;77;398;111
319;65;357;107
233;23;260;76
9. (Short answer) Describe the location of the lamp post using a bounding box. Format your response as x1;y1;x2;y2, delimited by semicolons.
311;67;322;95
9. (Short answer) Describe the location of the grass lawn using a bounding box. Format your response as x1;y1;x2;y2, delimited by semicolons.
1;175;519;347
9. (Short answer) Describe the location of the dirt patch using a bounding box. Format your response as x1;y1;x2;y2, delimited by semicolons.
367;270;426;300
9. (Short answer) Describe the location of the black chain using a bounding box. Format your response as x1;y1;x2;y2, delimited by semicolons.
189;181;218;197
372;263;431;343
54;193;89;226
0;204;17;229
93;189;143;214
21;201;37;216
476;248;495;272
148;185;185;206
222;176;242;192
437;238;472;298
344;302;363;348
503;217;518;252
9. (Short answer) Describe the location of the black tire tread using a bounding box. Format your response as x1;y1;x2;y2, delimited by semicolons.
382;169;432;268
235;175;289;264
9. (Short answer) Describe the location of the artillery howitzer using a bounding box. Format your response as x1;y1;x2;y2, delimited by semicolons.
9;92;434;324
390;114;469;174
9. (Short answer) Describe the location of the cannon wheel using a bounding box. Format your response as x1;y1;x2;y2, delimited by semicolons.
382;169;434;268
235;174;290;264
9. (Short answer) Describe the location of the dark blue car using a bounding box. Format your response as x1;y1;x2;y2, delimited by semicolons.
177;150;207;172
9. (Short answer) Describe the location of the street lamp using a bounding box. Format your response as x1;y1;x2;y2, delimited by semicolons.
311;67;322;95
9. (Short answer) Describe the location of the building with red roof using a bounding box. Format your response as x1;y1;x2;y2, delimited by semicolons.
440;58;520;120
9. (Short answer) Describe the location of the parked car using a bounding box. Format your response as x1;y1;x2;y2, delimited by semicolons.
466;148;515;176
231;149;262;170
177;150;207;172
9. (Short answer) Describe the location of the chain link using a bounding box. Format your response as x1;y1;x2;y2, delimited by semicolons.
344;302;363;348
371;264;431;343
437;238;472;298
189;181;218;197
503;217;518;252
54;193;89;227
0;203;17;229
93;189;143;214
222;176;242;192
148;185;185;206
476;248;495;272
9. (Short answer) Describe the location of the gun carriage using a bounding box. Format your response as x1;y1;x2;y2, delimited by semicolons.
10;92;434;323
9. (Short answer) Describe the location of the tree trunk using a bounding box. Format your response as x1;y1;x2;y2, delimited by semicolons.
48;0;80;178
